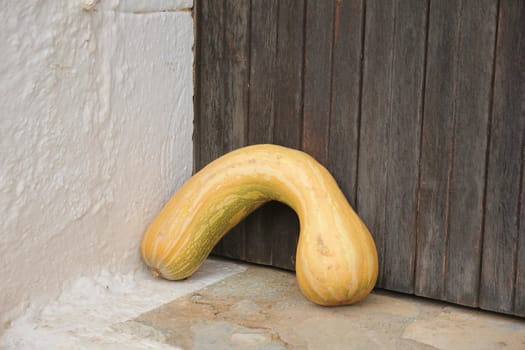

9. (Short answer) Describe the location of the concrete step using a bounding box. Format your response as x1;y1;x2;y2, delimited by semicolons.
2;258;524;349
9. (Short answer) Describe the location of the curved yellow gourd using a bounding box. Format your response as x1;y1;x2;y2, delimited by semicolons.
141;144;378;305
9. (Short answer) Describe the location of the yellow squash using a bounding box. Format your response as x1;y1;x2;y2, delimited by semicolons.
141;144;378;305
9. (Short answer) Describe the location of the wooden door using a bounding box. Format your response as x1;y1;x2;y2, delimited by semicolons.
194;0;525;317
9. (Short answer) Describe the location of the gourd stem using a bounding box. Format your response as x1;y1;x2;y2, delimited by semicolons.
150;267;161;278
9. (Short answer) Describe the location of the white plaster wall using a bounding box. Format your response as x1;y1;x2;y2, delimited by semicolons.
0;0;194;327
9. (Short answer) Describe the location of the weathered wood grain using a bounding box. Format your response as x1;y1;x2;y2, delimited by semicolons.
416;0;498;307
358;0;427;293
443;0;498;307
415;0;462;301
223;0;250;153
516;148;525;317
195;0;226;254
302;0;334;166
273;0;304;151
357;0;395;289
194;0;525;317
244;0;279;265
269;0;305;270
194;0;225;169
480;0;525;315
217;0;251;260
327;0;364;206
381;0;428;294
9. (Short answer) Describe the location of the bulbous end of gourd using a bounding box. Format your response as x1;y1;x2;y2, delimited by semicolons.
294;218;379;306
140;144;379;306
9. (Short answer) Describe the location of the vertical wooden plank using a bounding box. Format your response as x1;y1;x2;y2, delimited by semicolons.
244;0;279;265
357;0;395;288
416;0;498;306
328;0;364;206
480;0;525;315
273;0;304;151
269;0;305;270
382;0;428;293
217;0;251;260
516;151;525;317
195;0;226;255
416;0;462;300
302;0;335;166
444;0;498;307
193;0;203;171
266;201;300;270
194;0;225;169
223;0;250;153
358;0;427;293
246;0;278;145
